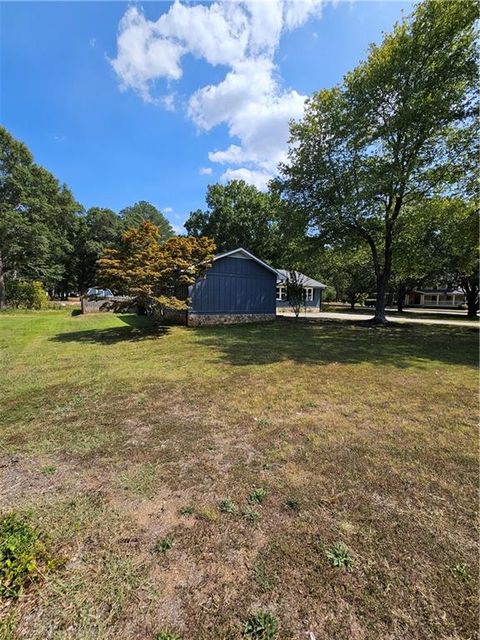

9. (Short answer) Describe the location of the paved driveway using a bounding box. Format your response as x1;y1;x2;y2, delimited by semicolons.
278;310;480;328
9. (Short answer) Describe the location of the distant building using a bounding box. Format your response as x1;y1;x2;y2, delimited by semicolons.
404;288;466;308
275;269;327;311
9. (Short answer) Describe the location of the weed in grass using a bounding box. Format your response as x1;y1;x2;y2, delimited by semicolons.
39;465;57;476
253;559;273;592
196;506;218;522
155;631;182;640
248;487;267;504
219;499;237;514
255;418;270;427
179;506;194;516
450;563;469;580
243;506;260;524
326;543;354;570
285;498;300;512
243;611;278;639
0;513;56;598
154;537;173;554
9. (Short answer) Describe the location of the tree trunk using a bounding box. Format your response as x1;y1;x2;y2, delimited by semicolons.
397;283;406;313
0;272;5;309
371;219;395;324
373;279;387;323
0;253;5;309
466;289;479;319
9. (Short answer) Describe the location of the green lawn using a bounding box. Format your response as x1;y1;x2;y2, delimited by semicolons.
0;310;478;639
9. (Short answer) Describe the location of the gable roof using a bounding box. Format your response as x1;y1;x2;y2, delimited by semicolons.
214;248;279;275
276;269;326;289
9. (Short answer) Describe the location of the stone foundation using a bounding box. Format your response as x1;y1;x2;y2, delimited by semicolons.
187;313;275;326
81;296;133;314
151;307;187;325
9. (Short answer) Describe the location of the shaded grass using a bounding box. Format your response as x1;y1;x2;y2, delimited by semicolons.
0;310;478;639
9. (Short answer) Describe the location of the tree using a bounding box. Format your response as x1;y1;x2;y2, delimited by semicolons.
119;201;173;241
337;246;375;310
278;0;478;324
390;202;448;312
75;207;123;293
284;271;307;318
185;181;281;263
432;199;478;319
0;127;80;306
97;221;216;317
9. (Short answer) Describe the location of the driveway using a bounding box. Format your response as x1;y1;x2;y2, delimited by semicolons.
278;310;480;328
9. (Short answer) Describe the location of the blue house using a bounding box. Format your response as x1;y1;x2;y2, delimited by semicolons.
187;248;278;326
275;269;326;311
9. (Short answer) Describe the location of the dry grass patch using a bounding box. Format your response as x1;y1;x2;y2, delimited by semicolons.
0;311;478;639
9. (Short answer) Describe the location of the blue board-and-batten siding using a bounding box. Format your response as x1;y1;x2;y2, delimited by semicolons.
189;256;276;315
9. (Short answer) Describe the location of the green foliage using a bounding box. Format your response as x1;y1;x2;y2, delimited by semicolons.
154;537;174;553
97;222;216;316
326;543;354;570
5;280;49;309
323;245;375;309
219;499;237;514
278;0;478;322
450;562;469;581
243;611;278;639
0;126;81;305
178;506;194;516
75;207;123;292
185;181;281;263
242;506;260;524
155;631;182;640
253;559;274;592
248;487;267;504
120;201;173;242
39;466;57;476
195;506;218;522
0;513;54;598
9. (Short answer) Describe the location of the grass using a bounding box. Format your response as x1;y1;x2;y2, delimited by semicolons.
0;310;478;639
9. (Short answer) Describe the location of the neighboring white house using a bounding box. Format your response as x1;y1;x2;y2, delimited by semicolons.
405;288;466;308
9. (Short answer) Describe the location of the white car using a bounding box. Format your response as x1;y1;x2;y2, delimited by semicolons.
86;287;114;298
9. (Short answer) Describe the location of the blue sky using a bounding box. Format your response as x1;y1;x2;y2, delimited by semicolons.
1;1;412;232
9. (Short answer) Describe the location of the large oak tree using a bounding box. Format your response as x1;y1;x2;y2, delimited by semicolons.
278;0;478;323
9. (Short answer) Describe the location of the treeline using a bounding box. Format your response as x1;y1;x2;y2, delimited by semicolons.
0;127;173;306
1;0;478;319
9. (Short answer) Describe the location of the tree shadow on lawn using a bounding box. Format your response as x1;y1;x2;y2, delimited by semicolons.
192;318;479;369
50;314;169;345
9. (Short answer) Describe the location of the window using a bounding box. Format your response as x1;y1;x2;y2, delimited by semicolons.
276;285;287;301
304;287;314;302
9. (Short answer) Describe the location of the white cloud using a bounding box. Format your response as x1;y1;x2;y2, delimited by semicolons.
111;0;325;186
221;167;272;190
199;167;213;175
164;207;173;213
162;94;176;111
90;37;96;48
